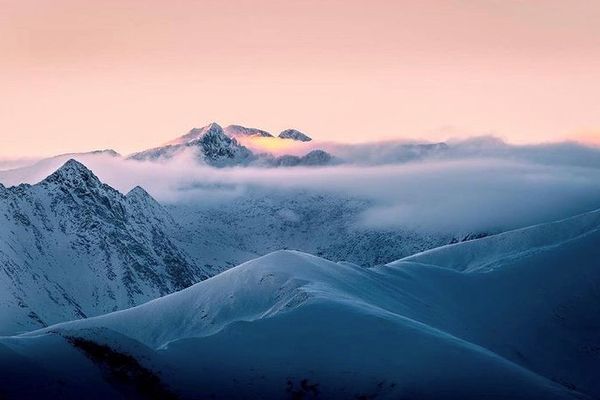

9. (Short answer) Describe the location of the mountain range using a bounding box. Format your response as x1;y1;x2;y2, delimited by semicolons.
0;122;456;182
0;160;456;335
0;160;210;334
1;205;598;399
128;122;330;167
1;125;598;399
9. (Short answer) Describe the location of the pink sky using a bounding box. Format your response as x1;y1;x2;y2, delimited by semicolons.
1;0;600;157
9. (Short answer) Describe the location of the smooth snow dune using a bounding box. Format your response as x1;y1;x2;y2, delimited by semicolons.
11;208;600;399
379;208;600;397
389;207;600;272
159;299;579;400
30;251;384;348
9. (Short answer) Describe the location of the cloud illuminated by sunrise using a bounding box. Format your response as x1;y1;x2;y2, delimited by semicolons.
236;137;314;156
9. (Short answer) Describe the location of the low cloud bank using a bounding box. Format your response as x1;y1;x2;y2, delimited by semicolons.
0;157;41;170
1;138;600;235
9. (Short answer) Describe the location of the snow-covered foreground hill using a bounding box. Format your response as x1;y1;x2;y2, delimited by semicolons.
1;208;598;399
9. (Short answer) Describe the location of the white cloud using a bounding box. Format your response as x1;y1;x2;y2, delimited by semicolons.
1;139;600;235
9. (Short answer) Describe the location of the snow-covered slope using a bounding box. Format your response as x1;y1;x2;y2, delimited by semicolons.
5;208;598;399
128;122;256;166
278;128;312;142
0;159;457;337
382;209;600;397
126;123;337;167
389;207;600;272
0;160;208;335
168;190;450;269
166;122;231;145
224;124;274;138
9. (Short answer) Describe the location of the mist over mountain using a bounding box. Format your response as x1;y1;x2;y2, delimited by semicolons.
2;126;600;237
3;0;600;397
0;125;599;398
0;159;465;335
127;122;331;167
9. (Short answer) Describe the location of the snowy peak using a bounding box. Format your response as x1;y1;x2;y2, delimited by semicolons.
41;159;101;188
171;122;225;145
130;122;255;166
125;185;164;213
278;129;312;142
193;122;225;140
224;124;274;138
0;160;208;335
126;185;157;205
130;122;321;167
126;185;152;199
190;123;229;146
190;125;254;165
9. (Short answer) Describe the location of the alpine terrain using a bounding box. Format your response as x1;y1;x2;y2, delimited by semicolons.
0;207;598;399
0;160;208;334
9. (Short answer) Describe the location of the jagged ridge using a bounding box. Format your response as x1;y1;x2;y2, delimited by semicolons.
0;160;208;335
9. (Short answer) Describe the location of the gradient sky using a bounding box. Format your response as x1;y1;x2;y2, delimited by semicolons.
1;0;600;157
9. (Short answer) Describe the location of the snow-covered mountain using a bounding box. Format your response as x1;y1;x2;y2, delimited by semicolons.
128;122;256;166
0;161;458;335
168;190;451;269
278;128;312;141
1;208;598;399
127;122;332;167
0;123;460;172
224;124;274;138
0;160;209;335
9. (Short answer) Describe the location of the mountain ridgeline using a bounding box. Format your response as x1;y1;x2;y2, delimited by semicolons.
0;160;211;334
1;207;599;399
0;159;459;335
128;122;332;167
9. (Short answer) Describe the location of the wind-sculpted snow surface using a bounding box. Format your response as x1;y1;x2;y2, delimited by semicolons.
391;207;600;272
2;208;599;399
0;160;208;335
